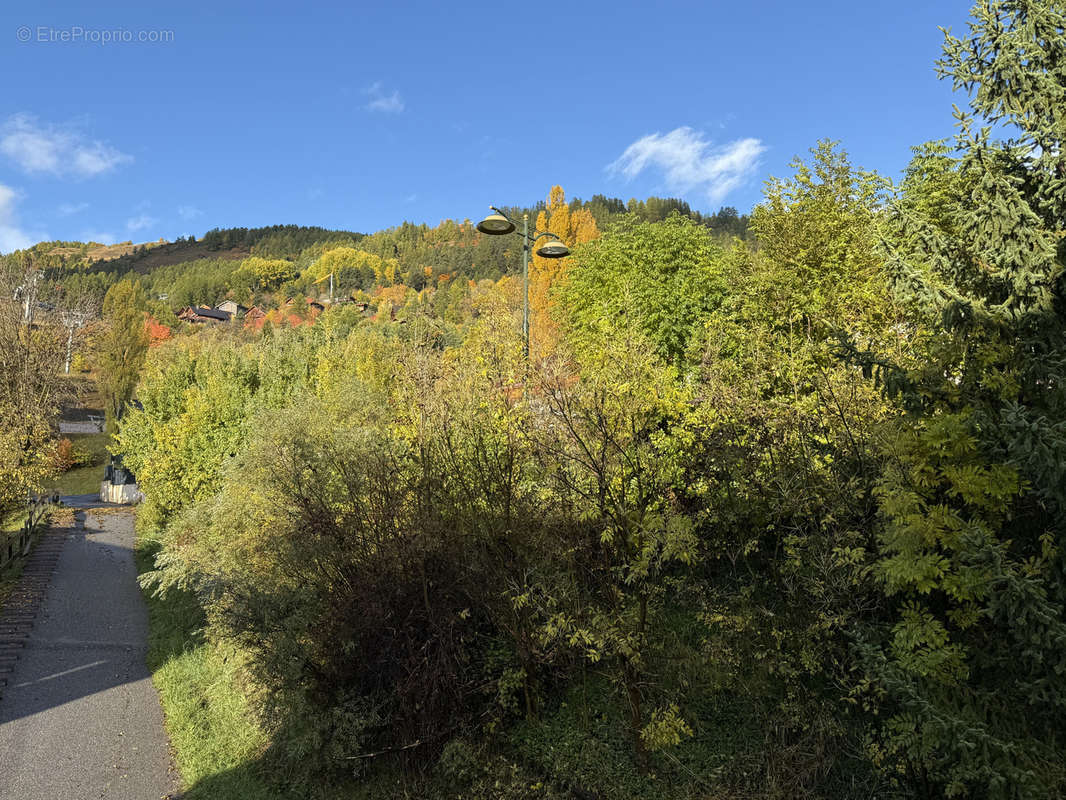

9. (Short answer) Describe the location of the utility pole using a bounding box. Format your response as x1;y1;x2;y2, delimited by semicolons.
14;271;41;325
522;214;530;361
311;269;335;304
61;311;88;374
65;322;75;374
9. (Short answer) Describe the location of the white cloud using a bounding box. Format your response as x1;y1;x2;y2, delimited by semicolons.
126;214;158;233
58;201;89;216
608;126;766;204
364;82;405;114
0;113;132;178
177;204;203;220
0;184;46;254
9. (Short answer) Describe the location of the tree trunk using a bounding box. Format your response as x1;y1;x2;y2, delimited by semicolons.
620;655;648;773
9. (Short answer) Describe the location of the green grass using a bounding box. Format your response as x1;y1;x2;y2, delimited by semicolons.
1;509;27;534
135;535;286;800
48;432;110;496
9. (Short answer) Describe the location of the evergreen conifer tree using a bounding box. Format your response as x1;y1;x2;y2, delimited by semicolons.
857;3;1066;796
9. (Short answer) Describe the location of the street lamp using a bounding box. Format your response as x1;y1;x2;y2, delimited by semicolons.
476;206;569;359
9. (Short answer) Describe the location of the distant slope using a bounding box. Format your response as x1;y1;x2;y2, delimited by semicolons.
98;239;249;274
13;200;746;309
27;224;368;279
28;237;250;274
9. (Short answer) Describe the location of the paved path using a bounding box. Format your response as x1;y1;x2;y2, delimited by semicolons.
58;420;104;435
61;493;117;510
0;507;179;799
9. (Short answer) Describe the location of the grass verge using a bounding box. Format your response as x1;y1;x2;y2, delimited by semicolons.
135;534;285;800
49;432;111;496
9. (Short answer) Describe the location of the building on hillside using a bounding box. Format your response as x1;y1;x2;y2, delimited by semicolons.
306;298;325;313
215;300;248;317
178;306;232;324
243;305;267;330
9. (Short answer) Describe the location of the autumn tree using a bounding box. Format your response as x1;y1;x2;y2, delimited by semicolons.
0;263;74;515
144;315;173;347
529;186;598;357
236;256;298;290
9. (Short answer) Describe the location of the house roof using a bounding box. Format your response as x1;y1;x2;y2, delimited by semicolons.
192;306;231;321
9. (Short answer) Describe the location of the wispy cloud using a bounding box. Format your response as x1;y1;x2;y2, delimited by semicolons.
608;126;765;204
0;184;46;254
177;204;203;220
126;214;158;233
0;114;132;178
364;82;405;114
58;201;89;216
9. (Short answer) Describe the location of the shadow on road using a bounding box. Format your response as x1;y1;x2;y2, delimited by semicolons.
0;509;150;724
61;493;119;510
0;507;180;796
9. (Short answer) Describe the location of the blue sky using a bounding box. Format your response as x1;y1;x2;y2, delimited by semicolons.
0;1;974;252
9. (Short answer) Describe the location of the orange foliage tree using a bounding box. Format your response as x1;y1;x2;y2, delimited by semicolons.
144;315;173;347
530;186;598;356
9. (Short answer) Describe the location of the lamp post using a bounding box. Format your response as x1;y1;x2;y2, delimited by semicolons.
476;206;569;360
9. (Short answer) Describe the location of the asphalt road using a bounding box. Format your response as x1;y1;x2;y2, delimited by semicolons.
0;507;179;799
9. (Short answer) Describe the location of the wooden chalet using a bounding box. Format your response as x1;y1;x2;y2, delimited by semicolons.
178;306;232;324
215;300;248;317
243;305;267;330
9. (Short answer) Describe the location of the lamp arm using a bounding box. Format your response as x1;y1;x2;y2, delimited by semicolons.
486;206;564;244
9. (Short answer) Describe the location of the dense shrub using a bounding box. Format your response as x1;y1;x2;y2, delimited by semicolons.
120;7;1066;795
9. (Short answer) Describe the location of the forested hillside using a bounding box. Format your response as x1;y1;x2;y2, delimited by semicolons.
13;194;747;317
3;3;1064;799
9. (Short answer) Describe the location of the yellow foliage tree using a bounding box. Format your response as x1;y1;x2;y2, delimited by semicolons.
530;186;598;356
238;256;297;289
308;247;399;287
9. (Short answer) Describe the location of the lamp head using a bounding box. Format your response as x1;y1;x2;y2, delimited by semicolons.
535;239;570;258
476;213;516;235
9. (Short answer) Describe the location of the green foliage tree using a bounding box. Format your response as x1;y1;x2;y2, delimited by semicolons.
559;214;726;370
530;323;698;770
96;278;150;428
689;142;903;795
850;2;1066;795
